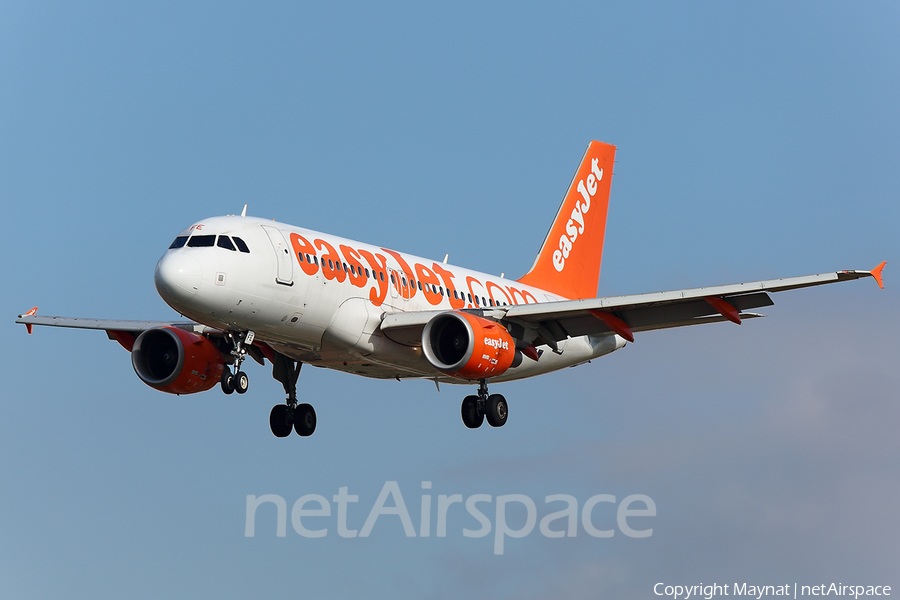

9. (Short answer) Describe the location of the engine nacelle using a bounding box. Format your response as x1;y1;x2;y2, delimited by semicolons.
422;312;518;380
131;327;224;394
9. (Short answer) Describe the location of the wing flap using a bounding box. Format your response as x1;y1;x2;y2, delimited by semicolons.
551;292;773;338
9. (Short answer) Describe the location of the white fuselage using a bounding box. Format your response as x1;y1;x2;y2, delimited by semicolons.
154;215;624;383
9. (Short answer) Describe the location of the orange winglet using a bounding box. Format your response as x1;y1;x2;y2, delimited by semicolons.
589;310;634;343
704;296;741;325
871;261;886;290
22;306;38;334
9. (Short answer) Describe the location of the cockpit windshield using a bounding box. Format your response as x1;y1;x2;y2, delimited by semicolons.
169;234;250;253
187;235;216;247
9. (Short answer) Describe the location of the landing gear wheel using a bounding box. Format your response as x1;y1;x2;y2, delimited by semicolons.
486;394;508;427
293;403;317;437
269;404;293;438
221;369;235;395
233;371;249;394
461;395;484;429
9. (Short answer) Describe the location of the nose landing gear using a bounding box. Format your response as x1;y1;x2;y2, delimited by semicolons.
221;367;249;394
461;379;508;429
221;331;253;394
218;332;316;438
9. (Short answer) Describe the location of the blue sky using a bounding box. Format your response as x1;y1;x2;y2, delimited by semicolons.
1;2;898;598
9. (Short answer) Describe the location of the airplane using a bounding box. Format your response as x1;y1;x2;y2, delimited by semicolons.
16;141;886;438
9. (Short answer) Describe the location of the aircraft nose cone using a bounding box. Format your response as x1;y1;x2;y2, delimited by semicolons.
155;252;202;306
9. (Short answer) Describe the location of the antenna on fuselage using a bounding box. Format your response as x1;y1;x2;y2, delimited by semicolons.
240;204;248;217
443;254;449;264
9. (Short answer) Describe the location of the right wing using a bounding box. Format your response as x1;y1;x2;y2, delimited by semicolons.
15;313;205;333
15;310;283;366
15;309;215;349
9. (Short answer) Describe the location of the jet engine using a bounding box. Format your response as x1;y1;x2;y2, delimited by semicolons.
131;326;225;394
422;312;519;380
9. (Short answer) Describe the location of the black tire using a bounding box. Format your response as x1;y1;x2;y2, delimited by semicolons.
486;394;508;427
293;403;317;437
461;395;483;429
220;369;235;395
269;404;293;438
234;371;249;394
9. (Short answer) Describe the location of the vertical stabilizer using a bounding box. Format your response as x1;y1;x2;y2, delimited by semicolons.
517;141;616;300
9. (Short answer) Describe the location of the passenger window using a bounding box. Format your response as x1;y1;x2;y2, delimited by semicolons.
417;281;422;291
313;256;318;265
474;295;479;306
169;236;188;249
489;299;495;307
298;253;305;262
233;237;250;253
365;268;371;278
328;259;334;269
390;273;396;285
379;271;385;282
467;293;472;303
187;235;216;247
217;236;237;251
402;277;408;288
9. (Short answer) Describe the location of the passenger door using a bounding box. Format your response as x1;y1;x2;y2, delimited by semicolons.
261;225;294;286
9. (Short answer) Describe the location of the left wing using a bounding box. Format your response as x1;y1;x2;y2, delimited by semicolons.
381;264;885;349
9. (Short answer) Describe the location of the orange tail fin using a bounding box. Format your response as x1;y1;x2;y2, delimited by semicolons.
517;141;616;300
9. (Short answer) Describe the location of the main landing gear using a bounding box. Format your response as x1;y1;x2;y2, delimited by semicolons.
268;352;316;438
461;379;508;429
218;331;317;438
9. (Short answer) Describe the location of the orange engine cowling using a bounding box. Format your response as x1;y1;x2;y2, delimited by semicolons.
131;327;225;394
422;312;519;380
